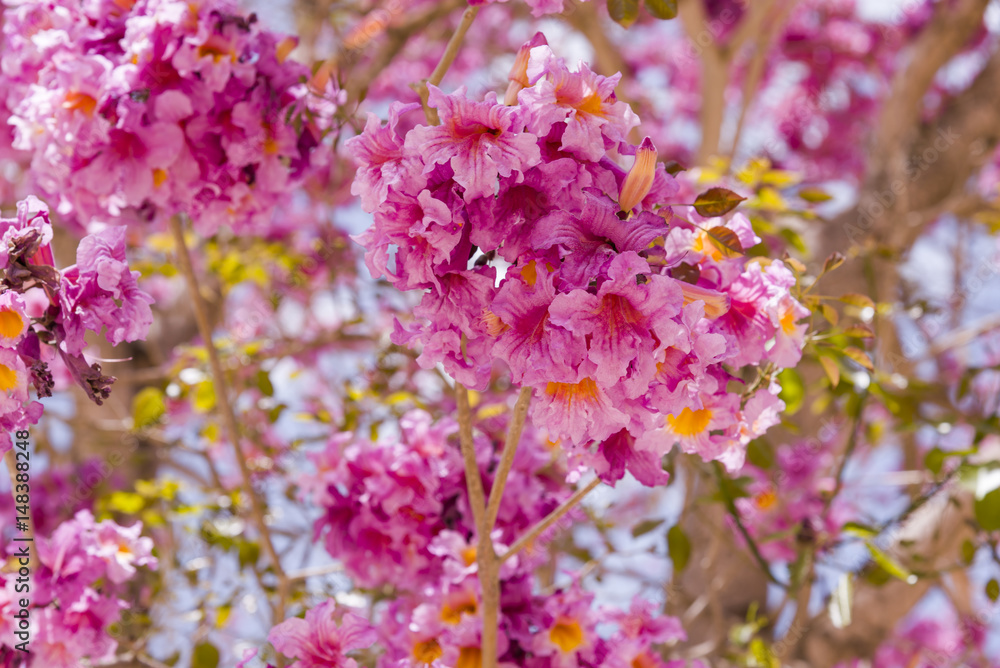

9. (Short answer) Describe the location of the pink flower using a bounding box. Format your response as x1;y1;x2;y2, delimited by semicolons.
348;102;424;212
405;86;541;202
268;601;376;668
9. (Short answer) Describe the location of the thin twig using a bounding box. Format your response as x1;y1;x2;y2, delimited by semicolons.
169;217;291;641
455;383;487;531
712;462;783;586
501;477;601;563
418;5;480;124
827;391;869;510
455;382;499;668
484;386;532;531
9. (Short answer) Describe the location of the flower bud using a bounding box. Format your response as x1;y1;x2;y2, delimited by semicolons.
619;137;657;212
679;282;731;319
504;32;547;106
276;36;298;64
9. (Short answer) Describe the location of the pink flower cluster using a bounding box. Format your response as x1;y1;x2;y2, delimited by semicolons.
0;196;153;453
0;510;157;668
265;586;695;668
734;439;852;561
281;407;696;668
300;409;570;590
351;37;806;474
1;0;339;234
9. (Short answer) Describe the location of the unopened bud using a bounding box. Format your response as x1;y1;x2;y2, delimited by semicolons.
679;282;731;319
276;36;298;64
504;32;547;106
619;137;657;212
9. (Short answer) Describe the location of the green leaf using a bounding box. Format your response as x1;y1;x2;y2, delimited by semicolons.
693;187;746;217
256;370;274;397
607;0;640;27
987;579;999;602
746;439;775;470
974;487;1000;532
192;642;220;668
778;227;808;254
865;541;916;584
777;368;805;415
961;539;977;565
644;0;678;19
238;540;261;569
632;518;665;537
668;525;692;572
925;447;945;476
132;387;166;429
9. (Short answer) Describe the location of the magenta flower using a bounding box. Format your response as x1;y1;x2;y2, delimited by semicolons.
268;600;376;668
348;102;424;212
405;86;541;202
59;226;154;355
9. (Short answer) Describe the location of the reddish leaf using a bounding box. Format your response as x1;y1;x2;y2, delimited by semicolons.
844;346;874;371
819;356;840;388
705;226;744;258
693;187;746;218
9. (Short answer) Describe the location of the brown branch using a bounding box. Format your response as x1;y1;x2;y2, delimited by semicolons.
484;386;532;532
343;0;464;104
501;477;601;563
454;383;499;668
418;5;480;125
168;217;291;643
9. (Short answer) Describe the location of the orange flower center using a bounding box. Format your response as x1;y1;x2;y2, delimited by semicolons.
666;407;712;437
412;638;443;664
550;619;584;653
545;378;600;406
63;91;98;116
456;647;482;668
0;309;24;339
0;364;18;393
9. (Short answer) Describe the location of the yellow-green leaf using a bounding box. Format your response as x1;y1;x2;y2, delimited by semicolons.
819;355;840;388
108;491;145;514
799;187;833;203
818;303;839;327
840;293;875;310
193;380;217;413
644;0;678;19
608;0;640;27
866;541;916;584
132;387;166;429
668;525;692;572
